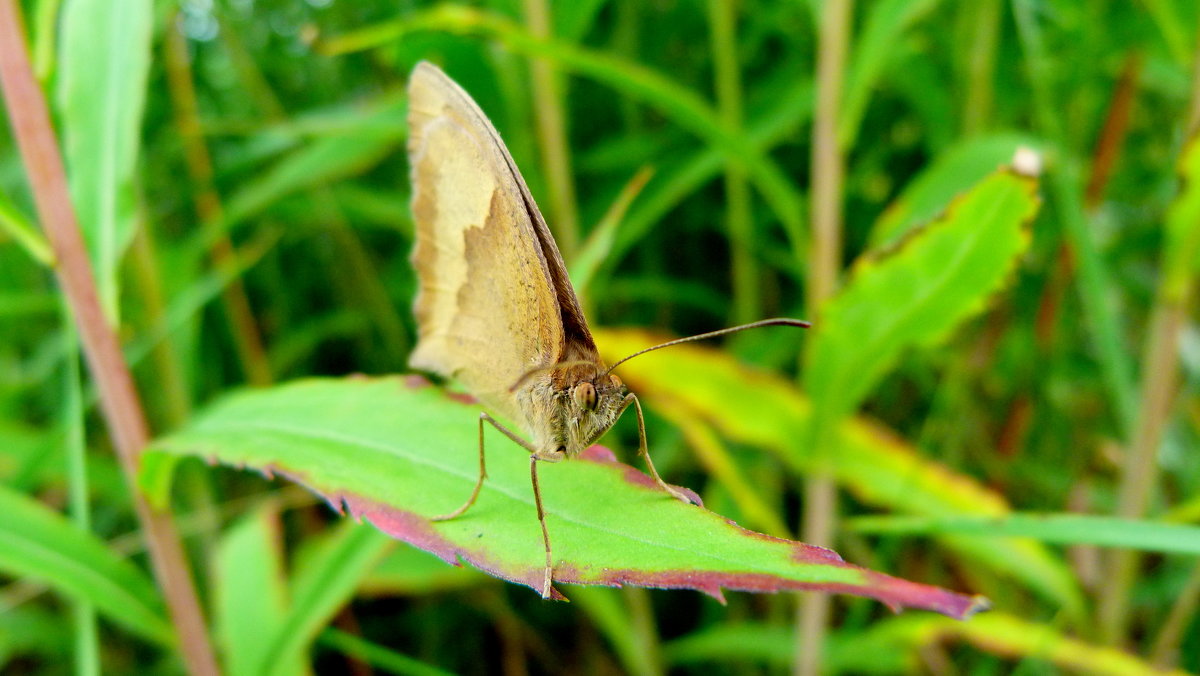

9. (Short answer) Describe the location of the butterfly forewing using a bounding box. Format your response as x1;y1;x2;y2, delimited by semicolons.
408;62;605;432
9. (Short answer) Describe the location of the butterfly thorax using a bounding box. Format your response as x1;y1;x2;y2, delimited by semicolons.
520;365;629;462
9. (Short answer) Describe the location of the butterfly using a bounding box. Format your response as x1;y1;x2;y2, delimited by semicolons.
406;61;808;598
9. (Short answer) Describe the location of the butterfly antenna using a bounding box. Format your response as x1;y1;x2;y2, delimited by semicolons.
603;318;811;377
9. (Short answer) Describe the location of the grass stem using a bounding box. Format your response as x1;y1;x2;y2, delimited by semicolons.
796;0;854;674
707;0;758;324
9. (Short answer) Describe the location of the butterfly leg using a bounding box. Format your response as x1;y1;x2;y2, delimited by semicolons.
433;412;534;521
626;393;699;505
529;456;554;598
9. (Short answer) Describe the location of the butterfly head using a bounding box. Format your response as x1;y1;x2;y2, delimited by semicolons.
542;370;628;461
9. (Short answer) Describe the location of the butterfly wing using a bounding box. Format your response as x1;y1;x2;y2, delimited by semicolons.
408;61;593;426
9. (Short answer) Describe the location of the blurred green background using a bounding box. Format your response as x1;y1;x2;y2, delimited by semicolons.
2;0;1199;673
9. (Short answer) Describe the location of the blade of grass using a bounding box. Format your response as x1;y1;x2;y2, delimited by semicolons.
845;513;1200;554
54;0;152;319
0;483;171;645
61;306;99;676
0;191;54;265
317;628;455;676
258;522;393;676
215;502;296;676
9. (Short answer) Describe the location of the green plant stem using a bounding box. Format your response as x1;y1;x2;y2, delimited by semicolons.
0;4;219;673
623;587;664;676
797;1;853;675
522;0;580;260
1100;297;1190;642
129;229;192;427
1149;561;1200;667
1096;11;1200;645
707;0;757;324
62;307;99;676
962;0;1000;135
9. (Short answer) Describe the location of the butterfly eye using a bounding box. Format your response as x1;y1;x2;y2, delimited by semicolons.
573;381;598;410
609;374;623;388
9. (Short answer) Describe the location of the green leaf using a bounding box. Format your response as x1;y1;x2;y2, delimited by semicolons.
143;377;985;618
259;521;392;676
595;328;1083;614
847;513;1200;555
56;0;153;317
0;483;171;645
1163;133;1200;302
214;502;295;676
0;191;53;265
806;169;1038;449
869;133;1039;248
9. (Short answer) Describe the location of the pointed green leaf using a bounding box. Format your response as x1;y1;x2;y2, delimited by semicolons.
143;377;985;618
0;483;171;645
56;0;153;316
806;169;1038;446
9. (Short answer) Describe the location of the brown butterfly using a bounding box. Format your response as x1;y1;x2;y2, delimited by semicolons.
406;61;809;598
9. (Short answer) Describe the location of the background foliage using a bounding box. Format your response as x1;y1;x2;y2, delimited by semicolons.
1;0;1199;674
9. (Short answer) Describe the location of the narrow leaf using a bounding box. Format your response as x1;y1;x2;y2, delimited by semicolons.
838;0;940;147
259;521;393;676
0;483;171;645
143;377;986;618
847;513;1200;555
215;502;294;676
56;0;153;316
221;103;407;230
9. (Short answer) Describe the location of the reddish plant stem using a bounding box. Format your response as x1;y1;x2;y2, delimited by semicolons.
0;3;218;673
